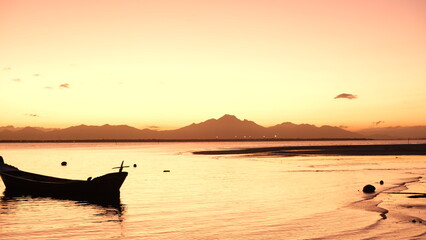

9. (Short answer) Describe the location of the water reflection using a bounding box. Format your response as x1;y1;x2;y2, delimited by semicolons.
1;190;126;220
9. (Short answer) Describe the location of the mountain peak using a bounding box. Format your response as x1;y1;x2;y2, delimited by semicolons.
218;114;239;121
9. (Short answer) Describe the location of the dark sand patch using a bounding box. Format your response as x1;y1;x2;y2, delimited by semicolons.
193;144;426;157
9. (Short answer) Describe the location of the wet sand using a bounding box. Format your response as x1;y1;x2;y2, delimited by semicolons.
193;143;426;157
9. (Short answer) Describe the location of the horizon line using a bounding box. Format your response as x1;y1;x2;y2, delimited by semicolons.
0;138;393;143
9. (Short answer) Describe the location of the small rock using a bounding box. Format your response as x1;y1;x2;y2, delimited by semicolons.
412;219;417;223
61;161;67;166
380;180;384;185
163;170;170;172
133;164;137;167
363;184;376;193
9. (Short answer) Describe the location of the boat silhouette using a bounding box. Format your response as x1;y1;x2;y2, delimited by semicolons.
0;156;128;200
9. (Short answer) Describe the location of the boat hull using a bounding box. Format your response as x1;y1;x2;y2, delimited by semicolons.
0;171;128;197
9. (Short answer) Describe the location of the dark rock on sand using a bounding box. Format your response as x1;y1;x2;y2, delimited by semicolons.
408;194;426;198
61;161;67;166
380;180;384;185
363;184;376;193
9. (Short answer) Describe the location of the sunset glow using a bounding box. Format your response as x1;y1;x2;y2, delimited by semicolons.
1;0;425;130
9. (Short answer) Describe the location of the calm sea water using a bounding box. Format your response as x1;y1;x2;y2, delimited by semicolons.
1;140;425;239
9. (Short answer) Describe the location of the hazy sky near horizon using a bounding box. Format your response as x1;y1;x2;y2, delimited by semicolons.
1;0;425;130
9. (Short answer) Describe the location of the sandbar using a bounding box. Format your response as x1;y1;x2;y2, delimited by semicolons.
193;143;426;157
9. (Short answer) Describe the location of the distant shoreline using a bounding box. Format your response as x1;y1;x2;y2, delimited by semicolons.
0;138;425;144
192;143;426;156
0;138;377;143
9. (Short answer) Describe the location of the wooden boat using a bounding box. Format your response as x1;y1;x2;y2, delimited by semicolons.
0;156;128;198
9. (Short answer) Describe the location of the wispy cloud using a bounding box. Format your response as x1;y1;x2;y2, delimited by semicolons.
12;78;21;82
45;83;71;89
59;83;70;88
24;113;39;117
3;67;11;71
33;74;41;77
373;121;385;126
148;126;160;130
334;93;357;100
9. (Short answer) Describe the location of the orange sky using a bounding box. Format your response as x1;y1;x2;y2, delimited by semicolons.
1;0;425;130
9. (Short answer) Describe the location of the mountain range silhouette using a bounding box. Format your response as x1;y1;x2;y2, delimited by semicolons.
0;114;425;140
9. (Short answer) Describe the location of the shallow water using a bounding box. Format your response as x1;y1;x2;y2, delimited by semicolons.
1;141;425;239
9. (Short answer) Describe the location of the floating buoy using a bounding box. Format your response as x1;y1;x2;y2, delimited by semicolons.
380;180;384;185
363;184;376;193
163;170;170;172
133;164;137;168
61;161;67;166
